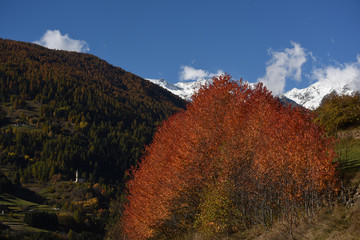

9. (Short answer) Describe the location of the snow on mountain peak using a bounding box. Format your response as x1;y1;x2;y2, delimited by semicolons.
285;56;360;109
146;78;212;101
146;77;358;110
146;78;181;91
284;81;355;109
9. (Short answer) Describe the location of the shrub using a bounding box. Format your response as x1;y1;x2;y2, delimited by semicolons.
24;211;58;230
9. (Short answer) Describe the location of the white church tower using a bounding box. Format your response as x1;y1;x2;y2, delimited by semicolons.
75;169;79;183
74;169;85;183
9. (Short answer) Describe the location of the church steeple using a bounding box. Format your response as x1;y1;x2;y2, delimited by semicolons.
75;169;79;183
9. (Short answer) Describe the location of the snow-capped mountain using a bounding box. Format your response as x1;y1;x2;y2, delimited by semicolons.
284;82;355;109
146;78;303;107
146;78;357;109
146;78;212;101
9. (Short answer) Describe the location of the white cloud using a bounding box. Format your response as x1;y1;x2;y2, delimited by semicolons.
312;54;360;91
34;30;89;53
257;42;308;95
179;65;224;81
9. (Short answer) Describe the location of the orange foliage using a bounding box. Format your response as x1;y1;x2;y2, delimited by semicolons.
122;75;338;239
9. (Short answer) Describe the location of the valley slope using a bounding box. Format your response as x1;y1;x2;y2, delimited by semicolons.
0;38;186;185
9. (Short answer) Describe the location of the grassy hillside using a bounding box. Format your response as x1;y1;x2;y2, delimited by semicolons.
0;174;110;239
337;133;360;172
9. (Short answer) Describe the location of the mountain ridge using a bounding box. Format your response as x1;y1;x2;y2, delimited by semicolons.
146;77;358;109
284;81;356;109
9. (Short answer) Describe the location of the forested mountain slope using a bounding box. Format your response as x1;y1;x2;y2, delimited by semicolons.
0;38;186;185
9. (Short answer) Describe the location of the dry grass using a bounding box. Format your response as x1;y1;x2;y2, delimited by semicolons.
164;202;360;240
249;204;360;240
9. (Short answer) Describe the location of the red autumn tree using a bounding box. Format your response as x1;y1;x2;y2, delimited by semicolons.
122;75;338;239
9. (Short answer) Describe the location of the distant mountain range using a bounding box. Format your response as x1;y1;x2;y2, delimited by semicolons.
283;81;355;109
146;78;357;109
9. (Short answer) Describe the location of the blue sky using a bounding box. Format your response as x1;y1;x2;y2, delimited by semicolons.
1;0;360;94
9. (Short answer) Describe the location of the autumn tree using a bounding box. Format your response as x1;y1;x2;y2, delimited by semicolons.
122;75;338;239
